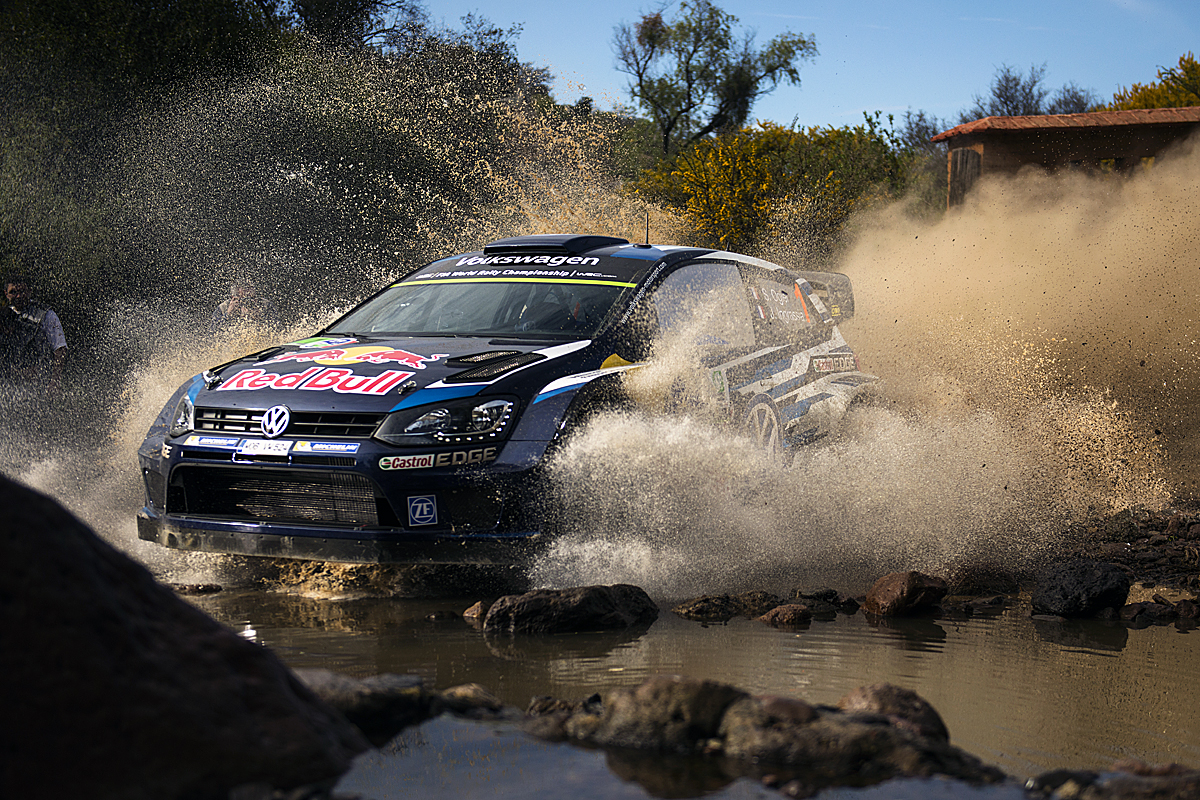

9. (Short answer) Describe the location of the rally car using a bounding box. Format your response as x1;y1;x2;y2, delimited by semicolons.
137;234;877;565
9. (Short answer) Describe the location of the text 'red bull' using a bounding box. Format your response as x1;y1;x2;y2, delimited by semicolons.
215;367;413;395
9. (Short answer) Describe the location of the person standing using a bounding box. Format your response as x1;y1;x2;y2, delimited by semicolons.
1;274;66;398
210;279;280;333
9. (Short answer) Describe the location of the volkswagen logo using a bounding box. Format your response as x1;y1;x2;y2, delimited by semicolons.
260;405;291;439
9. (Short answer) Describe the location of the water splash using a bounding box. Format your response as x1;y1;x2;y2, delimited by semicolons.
4;45;1194;601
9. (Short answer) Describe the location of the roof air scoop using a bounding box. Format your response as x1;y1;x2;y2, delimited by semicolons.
483;234;629;255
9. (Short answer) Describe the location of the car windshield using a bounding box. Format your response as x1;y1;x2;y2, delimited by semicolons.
326;279;631;337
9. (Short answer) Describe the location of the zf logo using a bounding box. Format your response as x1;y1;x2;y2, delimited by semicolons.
407;495;437;526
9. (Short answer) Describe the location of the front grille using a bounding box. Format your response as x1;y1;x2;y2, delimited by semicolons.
194;408;386;439
171;466;379;525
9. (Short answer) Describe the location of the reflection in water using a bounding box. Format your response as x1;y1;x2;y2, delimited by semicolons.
189;589;1200;787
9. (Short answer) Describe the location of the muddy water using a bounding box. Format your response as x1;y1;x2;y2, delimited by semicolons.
186;584;1200;796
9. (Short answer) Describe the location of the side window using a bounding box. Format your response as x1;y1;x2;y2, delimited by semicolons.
652;263;755;348
750;279;815;329
744;270;828;345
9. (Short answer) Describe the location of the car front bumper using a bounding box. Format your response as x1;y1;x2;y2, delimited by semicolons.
135;507;546;565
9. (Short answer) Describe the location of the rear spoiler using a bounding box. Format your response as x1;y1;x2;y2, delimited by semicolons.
792;271;855;320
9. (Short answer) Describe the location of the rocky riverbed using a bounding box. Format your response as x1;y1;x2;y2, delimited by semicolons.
6;470;1200;800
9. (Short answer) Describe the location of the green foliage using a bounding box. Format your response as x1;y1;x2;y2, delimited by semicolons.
1108;53;1200;110
631;115;911;254
0;0;287;104
0;1;566;370
613;0;817;156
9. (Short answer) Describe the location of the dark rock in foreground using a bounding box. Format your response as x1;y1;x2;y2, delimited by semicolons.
295;670;434;741
482;584;658;635
1032;559;1131;618
0;473;369;800
863;571;948;616
525;675;1004;792
836;683;950;741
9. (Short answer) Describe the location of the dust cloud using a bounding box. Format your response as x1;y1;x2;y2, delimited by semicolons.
5;50;1196;598
529;142;1199;598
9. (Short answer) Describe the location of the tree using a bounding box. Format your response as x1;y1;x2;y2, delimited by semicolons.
292;0;424;48
613;0;816;156
1108;53;1200;110
961;64;1100;122
631;116;907;253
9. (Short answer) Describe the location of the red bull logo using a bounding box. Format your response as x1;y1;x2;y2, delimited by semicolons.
266;346;447;369
215;367;413;395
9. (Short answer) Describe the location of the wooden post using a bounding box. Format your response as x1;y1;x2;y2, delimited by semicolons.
947;147;981;208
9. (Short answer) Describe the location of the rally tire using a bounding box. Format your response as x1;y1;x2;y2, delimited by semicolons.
745;395;788;464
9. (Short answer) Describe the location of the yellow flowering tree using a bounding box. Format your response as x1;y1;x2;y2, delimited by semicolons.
631;115;908;254
1108;53;1200;110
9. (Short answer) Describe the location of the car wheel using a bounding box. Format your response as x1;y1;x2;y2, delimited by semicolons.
744;396;788;463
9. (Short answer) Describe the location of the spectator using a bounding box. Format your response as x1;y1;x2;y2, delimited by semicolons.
211;279;280;333
1;273;66;398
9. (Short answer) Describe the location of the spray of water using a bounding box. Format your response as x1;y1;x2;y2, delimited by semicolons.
5;45;1194;599
527;143;1198;598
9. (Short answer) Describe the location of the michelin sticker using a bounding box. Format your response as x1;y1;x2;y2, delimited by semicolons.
294;441;360;454
184;435;241;449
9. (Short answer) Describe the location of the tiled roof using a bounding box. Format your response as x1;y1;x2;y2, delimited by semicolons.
931;106;1200;142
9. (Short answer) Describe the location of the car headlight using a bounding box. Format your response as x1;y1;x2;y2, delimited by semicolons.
169;394;194;438
374;397;517;446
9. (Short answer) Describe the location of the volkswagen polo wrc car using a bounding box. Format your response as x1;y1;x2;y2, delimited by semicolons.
137;234;877;565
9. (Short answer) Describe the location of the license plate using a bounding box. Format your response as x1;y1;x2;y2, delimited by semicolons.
237;439;293;456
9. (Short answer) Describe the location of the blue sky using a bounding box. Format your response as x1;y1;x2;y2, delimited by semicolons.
424;0;1198;133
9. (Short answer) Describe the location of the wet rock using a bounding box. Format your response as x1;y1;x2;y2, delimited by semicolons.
482;584;658;635
968;595;1008;613
563;675;747;751
1032;559;1131;618
836;683;950;742
758;604;813;628
531;676;1003;792
527;692;602;717
463;597;492;628
792;588;860;616
863;571;948;617
720;699;998;787
1120;602;1177;624
438;682;510;719
0;474;368;800
168;582;223;595
673;591;784;622
1032;760;1200;799
295;670;433;740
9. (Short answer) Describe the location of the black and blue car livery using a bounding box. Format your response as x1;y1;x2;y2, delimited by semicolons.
137;234;877;565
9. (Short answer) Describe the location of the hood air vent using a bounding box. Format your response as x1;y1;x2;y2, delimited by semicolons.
448;350;525;366
445;352;546;383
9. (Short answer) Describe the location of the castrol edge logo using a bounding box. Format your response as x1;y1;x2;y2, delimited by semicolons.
379;447;498;470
